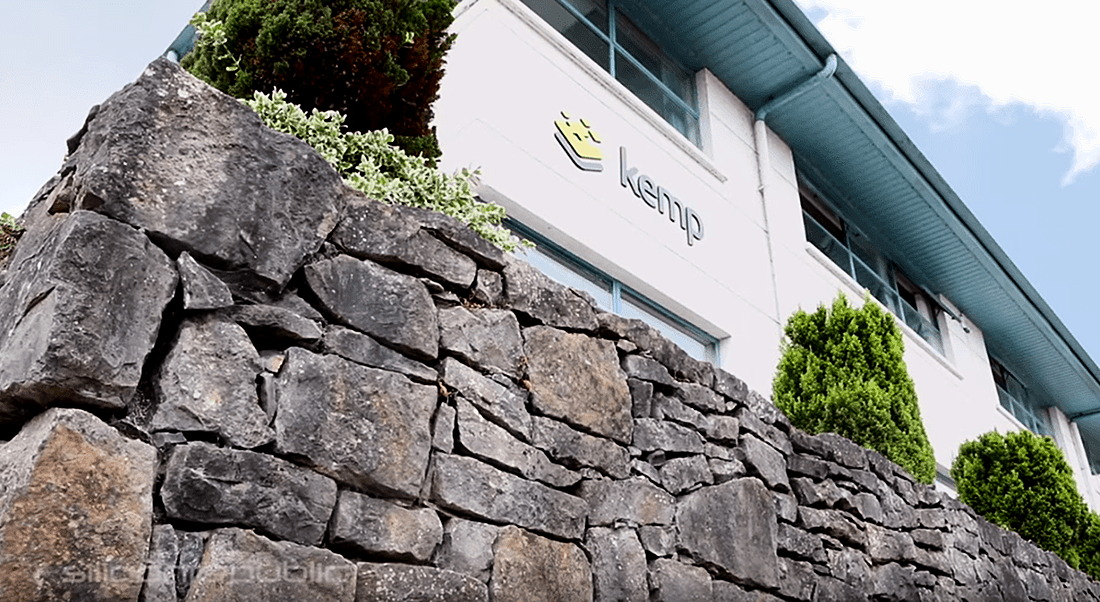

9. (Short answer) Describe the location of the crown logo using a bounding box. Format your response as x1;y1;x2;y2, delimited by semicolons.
554;111;603;172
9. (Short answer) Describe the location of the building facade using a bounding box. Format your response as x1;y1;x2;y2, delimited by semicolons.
431;0;1100;505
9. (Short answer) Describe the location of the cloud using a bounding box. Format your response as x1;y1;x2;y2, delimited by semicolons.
795;0;1100;185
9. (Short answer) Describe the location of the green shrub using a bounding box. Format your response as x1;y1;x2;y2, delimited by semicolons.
246;90;521;252
773;293;936;483
951;429;1090;570
1076;511;1100;578
184;0;456;160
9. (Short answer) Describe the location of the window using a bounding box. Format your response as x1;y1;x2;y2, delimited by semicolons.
1080;433;1100;475
800;189;945;354
990;358;1051;436
520;0;700;144
508;220;719;363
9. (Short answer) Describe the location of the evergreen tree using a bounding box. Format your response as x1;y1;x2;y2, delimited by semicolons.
951;429;1088;569
184;0;457;160
773;293;936;483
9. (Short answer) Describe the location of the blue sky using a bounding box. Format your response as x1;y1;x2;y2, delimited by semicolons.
2;1;1098;372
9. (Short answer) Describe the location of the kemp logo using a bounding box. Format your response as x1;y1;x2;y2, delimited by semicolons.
553;112;704;247
620;147;704;247
554;111;603;171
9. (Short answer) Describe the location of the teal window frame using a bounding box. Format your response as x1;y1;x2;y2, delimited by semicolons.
801;199;946;355
519;0;701;145
507;219;719;364
990;357;1051;437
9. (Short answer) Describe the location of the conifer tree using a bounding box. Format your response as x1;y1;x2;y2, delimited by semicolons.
184;0;456;160
951;429;1088;570
773;293;936;483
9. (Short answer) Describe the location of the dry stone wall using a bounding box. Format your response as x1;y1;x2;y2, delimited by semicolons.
0;58;1096;602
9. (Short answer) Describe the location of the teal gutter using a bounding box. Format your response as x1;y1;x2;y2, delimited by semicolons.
755;53;837;121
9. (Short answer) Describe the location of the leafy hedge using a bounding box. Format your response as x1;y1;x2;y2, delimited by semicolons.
184;0;456;160
952;429;1100;577
773;294;936;483
246;90;520;252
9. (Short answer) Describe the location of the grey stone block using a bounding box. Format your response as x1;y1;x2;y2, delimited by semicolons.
274;348;435;499
472;269;504;306
430;454;587;540
530;415;630;479
649;558;713;602
523;326;632;444
305;255;439;360
184;528;356;602
140;524;178;602
221;303;323;344
659;455;712;494
633;418;703;453
331;198;477;289
161;442;337;546
677;478;779;589
739;434;790;492
587;527;647;602
439;306;524;376
0;408;156;602
0;210;176;425
436;519;500;583
503;257;598;331
676;382;725;413
329;491;442;562
322;325;436;384
432;402;456;453
441;357;532;441
580;477;675;527
621;354;674;386
355;563;488;602
150;315;272;449
68;58;344;294
178;251;233;311
652;393;707;429
176;530;206;601
638;525;677;557
455;398;579;488
490;526;593;602
705;415;740;443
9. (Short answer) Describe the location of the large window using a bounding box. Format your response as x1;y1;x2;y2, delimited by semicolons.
801;189;945;354
508;220;719;363
990;358;1051;436
520;0;700;144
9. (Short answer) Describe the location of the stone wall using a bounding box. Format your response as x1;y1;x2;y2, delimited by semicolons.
0;58;1095;602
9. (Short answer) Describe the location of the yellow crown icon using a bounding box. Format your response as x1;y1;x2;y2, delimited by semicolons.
554;111;603;172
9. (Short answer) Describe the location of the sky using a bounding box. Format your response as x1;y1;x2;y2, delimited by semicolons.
2;1;1099;369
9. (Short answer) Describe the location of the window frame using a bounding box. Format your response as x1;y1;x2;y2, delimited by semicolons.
507;219;720;364
990;357;1051;437
522;0;701;145
799;187;946;355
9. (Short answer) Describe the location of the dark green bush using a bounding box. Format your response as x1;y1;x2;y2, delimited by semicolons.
773;293;936;483
183;0;456;160
951;429;1091;571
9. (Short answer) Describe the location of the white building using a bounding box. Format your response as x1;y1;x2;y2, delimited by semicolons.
432;0;1100;504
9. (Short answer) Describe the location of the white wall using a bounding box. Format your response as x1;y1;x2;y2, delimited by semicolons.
436;0;783;390
434;0;1083;488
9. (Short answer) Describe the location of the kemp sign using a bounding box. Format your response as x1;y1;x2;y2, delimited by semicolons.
554;112;705;247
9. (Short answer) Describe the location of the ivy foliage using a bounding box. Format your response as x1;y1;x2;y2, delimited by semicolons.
0;212;23;261
951;429;1097;575
246;90;521;252
183;0;456;160
773;293;936;483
